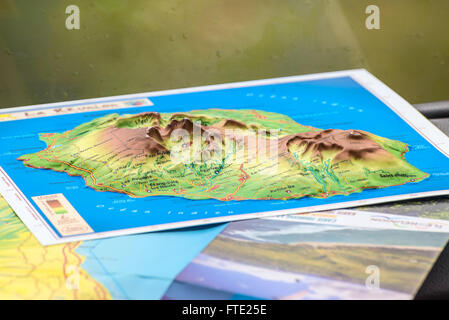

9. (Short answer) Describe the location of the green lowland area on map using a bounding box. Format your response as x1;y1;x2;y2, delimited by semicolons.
18;109;428;200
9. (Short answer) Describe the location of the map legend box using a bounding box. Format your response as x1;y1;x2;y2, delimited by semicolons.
32;194;93;236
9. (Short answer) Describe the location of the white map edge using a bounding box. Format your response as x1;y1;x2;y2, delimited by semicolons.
2;69;449;245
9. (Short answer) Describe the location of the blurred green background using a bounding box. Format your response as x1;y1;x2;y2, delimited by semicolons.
0;0;448;109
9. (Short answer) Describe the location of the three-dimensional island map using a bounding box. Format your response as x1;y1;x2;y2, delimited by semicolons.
18;109;428;201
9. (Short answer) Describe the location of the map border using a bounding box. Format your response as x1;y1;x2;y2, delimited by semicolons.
2;69;449;245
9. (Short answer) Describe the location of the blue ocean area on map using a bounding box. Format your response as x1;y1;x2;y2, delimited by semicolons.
75;223;226;299
1;76;449;237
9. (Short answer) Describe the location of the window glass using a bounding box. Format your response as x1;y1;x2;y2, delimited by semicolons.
1;0;448;108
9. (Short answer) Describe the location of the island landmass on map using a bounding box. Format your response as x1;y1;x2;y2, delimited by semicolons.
18;109;428;200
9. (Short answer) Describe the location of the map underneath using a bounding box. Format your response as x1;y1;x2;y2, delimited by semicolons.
0;195;110;299
18;109;428;201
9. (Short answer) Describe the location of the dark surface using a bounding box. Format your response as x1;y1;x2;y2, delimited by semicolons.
412;102;449;299
415;101;449;119
429;118;449;136
416;240;449;299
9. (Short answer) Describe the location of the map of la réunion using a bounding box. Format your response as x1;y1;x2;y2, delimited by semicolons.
18;109;428;201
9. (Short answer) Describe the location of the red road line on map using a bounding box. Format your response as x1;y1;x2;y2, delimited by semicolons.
222;164;250;200
31;153;137;197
